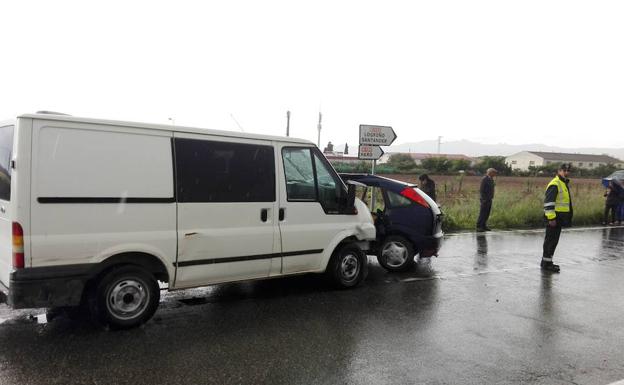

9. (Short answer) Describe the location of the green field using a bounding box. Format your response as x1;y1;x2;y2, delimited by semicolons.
384;174;607;232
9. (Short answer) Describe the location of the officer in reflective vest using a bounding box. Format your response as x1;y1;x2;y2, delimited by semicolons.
542;163;573;272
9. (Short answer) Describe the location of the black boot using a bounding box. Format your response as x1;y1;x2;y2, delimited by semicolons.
541;260;560;273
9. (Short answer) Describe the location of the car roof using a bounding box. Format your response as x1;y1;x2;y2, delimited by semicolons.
606;170;624;180
339;173;416;193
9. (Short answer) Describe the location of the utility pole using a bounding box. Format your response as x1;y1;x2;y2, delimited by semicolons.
437;136;442;155
317;112;322;148
286;110;291;137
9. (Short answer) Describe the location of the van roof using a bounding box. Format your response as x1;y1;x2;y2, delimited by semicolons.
17;113;315;145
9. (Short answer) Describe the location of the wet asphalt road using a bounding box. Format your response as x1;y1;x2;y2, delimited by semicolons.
1;226;624;385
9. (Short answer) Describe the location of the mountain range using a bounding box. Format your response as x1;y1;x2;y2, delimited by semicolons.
335;139;624;160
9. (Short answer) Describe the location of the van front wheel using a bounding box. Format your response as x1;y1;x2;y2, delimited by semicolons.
326;244;367;288
91;265;160;330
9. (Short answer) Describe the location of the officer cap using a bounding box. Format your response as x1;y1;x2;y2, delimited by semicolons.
559;163;572;171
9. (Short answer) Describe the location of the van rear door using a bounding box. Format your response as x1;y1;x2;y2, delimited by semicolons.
0;123;15;287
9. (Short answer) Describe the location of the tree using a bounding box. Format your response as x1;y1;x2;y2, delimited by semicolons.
590;163;617;177
532;163;559;176
387;153;417;171
475;156;512;175
421;157;451;173
449;159;471;172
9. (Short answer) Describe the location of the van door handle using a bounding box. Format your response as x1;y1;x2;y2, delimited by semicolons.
0;206;5;214
279;208;285;221
261;208;268;222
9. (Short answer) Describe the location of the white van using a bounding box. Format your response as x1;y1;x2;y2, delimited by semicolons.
0;113;375;329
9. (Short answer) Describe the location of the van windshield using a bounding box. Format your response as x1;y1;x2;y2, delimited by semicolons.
0;125;14;201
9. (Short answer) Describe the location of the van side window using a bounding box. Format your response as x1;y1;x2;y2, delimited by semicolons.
312;151;342;213
0;125;14;201
282;147;346;213
282;148;316;200
175;139;275;202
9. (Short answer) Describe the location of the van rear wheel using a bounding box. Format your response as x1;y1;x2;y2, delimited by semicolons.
90;265;160;330
326;244;367;288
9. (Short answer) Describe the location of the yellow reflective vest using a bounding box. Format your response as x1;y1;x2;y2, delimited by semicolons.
543;176;571;220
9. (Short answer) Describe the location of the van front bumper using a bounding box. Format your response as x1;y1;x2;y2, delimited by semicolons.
356;222;377;241
8;265;92;309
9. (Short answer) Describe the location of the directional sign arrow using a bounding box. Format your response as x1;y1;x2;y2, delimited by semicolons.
359;124;397;146
358;145;385;160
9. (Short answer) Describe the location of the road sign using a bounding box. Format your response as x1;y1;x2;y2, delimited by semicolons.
358;145;384;160
359;125;397;146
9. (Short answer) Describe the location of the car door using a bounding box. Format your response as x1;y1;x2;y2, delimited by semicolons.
173;134;280;288
277;145;353;274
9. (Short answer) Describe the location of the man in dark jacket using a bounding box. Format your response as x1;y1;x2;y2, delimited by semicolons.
541;163;573;273
476;168;497;231
603;180;620;225
418;174;436;202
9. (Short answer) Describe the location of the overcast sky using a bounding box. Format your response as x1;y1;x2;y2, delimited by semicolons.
2;1;623;149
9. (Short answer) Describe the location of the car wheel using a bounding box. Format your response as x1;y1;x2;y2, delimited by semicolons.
377;235;415;272
90;265;160;330
326;244;367;288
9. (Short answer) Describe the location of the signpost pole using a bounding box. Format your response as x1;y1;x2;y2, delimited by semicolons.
370;160;376;211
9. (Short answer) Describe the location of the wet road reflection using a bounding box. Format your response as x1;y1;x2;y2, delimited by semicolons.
598;227;624;261
474;233;488;270
0;227;623;384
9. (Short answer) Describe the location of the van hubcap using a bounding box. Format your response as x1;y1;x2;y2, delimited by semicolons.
107;279;149;320
382;242;408;267
341;254;360;281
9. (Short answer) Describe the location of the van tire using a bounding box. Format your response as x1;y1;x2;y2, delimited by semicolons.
377;235;415;272
326;244;367;288
90;265;160;330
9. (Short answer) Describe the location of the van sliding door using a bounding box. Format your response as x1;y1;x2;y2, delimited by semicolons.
173;134;279;288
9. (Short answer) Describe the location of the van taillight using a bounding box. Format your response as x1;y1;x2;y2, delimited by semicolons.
12;222;24;269
400;188;430;209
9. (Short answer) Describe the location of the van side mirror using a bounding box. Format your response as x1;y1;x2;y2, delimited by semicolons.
347;183;356;209
343;180;366;214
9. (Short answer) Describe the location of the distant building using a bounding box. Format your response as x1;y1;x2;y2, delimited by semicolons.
378;152;475;166
505;151;624;171
325;154;362;165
